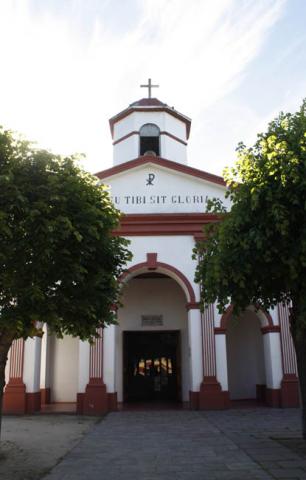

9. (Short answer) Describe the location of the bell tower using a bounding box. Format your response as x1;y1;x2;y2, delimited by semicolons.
109;79;191;166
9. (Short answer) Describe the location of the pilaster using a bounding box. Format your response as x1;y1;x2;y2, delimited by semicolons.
83;328;108;415
187;307;203;409
3;339;26;414
199;304;228;409
278;303;300;407
262;330;283;407
40;324;51;404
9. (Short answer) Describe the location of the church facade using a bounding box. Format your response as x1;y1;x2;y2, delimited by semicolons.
3;90;300;414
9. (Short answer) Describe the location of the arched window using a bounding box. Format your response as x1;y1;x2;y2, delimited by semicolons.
139;123;160;156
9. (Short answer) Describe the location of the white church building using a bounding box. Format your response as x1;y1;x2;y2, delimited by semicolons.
3;84;300;414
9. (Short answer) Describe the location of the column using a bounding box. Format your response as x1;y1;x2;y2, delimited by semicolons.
188;307;203;409
40;324;51;404
199;304;228;409
103;324;117;410
23;336;42;412
278;303;300;407
83;328;108;415
3;338;26;414
76;339;90;414
213;303;229;395
215;333;229;392
262;329;283;407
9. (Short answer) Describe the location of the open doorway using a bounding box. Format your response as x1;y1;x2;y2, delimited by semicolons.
123;331;181;403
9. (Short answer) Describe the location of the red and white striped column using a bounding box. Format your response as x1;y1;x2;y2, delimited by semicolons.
90;328;104;380
4;335;43;414
199;304;227;409
202;304;217;378
3;339;26;414
83;328;108;415
278;303;300;407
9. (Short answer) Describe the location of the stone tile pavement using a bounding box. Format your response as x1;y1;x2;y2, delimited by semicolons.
43;408;306;480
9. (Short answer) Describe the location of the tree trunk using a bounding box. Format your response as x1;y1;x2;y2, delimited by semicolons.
0;334;15;442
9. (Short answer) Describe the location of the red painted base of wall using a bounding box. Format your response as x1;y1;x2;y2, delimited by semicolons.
83;380;108;415
3;381;26;414
281;374;300;407
107;392;118;411
40;387;51;404
26;391;41;413
189;391;199;409
77;393;85;414
266;388;281;407
3;381;41;414
199;377;229;410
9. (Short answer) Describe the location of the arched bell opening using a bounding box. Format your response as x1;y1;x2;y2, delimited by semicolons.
139;123;160;156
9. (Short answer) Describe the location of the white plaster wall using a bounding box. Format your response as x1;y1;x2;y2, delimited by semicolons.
164;113;188;140
125;235;199;303
116;277;190;402
213;303;223;328
113;134;139;165
49;335;79;402
188;309;203;392
104;165;229;214
24;337;42;392
263;333;283;389
226;311;266;399
268;306;279;326
160;135;187;164
78;340;90;393
103;324;116;393
40;324;51;389
215;334;228;391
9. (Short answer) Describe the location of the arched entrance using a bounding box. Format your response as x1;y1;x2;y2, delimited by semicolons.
116;262;194;406
223;306;272;404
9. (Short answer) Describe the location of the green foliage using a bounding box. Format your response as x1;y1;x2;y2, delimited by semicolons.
0;128;131;341
194;100;306;323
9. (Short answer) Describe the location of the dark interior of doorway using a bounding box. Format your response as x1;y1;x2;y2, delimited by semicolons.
123;331;181;404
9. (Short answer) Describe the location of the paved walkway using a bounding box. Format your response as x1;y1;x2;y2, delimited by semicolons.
44;408;306;480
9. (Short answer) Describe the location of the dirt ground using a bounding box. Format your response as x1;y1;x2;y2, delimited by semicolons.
0;414;98;480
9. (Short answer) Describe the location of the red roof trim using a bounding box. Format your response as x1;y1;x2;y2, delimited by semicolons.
112;130;187;147
113;131;139;146
95;156;226;187
113;212;219;236
161;131;187;146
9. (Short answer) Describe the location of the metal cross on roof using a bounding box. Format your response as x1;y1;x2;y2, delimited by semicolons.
140;78;159;98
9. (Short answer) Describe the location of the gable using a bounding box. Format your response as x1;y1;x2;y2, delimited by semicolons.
96;157;229;214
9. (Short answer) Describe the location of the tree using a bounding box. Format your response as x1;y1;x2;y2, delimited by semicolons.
194;100;306;437
0;128;131;435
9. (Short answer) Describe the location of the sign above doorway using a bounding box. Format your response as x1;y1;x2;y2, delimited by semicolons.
141;315;163;327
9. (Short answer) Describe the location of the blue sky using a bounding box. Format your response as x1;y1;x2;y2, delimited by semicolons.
0;0;305;176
